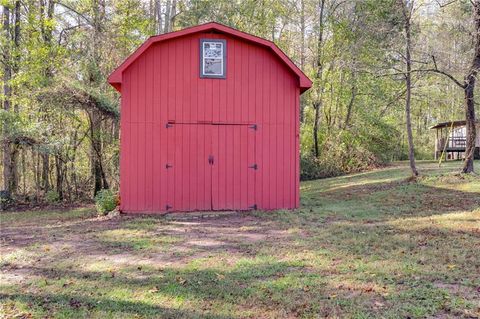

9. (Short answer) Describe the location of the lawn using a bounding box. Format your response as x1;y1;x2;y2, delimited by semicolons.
1;161;479;318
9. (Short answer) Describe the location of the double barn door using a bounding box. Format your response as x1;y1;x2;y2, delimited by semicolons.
165;123;256;211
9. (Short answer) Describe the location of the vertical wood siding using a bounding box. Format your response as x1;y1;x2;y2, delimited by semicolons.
120;32;299;212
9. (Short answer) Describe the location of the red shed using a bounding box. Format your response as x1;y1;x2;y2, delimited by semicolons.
108;22;312;213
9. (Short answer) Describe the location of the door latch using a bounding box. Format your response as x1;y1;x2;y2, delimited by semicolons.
208;155;214;165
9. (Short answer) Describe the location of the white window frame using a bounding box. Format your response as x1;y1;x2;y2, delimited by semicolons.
200;39;226;79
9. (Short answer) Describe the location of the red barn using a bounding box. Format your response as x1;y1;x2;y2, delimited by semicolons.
108;22;312;213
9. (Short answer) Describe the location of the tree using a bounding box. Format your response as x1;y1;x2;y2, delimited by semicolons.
39;0;55;193
461;0;479;173
398;0;419;176
2;1;21;193
2;3;13;192
311;0;326;158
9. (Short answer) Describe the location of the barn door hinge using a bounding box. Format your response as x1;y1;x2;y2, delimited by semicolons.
249;204;257;210
166;123;173;128
248;164;258;170
166;205;172;210
166;164;173;169
249;124;257;131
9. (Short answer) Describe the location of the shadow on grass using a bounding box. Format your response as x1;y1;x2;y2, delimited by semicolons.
299;179;480;222
1;164;479;318
1;260;330;318
0;292;234;319
3;234;478;319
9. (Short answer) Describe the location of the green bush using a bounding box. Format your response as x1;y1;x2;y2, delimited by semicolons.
45;190;60;203
300;132;388;181
300;153;343;180
95;189;118;215
0;190;12;210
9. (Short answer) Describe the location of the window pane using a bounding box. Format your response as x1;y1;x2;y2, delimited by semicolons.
204;42;223;58
204;58;222;75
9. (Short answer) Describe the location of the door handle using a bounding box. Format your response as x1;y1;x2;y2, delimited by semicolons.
208;155;214;165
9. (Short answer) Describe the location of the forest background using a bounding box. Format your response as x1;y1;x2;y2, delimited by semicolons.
1;0;478;203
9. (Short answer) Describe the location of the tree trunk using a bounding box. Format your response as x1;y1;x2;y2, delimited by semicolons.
35;152;40;200
312;0;325;158
89;0;108;196
462;0;480;173
9;1;21;190
21;149;26;195
170;0;177;31
89;109;108;195
2;4;13;193
299;0;306;123
344;75;357;129
313;103;320;158
55;154;63;200
155;0;163;34
401;0;418;176
300;0;306;71
39;0;54;192
12;2;20;110
41;154;50;191
463;77;476;173
164;0;171;32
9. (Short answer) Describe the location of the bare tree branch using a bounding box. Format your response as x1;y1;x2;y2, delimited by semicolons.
379;68;466;87
54;1;92;25
435;0;460;8
423;69;466;88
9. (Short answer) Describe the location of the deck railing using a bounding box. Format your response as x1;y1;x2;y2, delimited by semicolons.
437;137;467;150
447;137;466;148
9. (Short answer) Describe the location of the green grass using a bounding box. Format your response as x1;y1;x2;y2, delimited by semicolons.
1;161;479;318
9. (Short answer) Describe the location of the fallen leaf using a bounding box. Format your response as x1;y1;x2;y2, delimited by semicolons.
364;287;374;293
176;276;187;285
148;286;159;293
69;298;82;309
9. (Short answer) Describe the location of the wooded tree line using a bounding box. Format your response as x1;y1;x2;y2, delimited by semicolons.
1;0;478;203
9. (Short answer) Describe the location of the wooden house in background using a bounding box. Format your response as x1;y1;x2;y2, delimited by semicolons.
431;120;480;160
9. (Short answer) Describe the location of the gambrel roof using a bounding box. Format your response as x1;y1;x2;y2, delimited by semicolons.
108;22;312;93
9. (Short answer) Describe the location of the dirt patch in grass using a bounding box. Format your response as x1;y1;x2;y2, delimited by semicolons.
1;208;295;273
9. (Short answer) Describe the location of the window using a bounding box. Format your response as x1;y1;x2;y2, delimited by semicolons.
200;39;226;78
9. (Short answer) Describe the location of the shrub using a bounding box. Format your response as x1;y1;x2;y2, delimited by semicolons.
0;190;12;210
95;189;118;215
300;153;343;180
45;190;60;203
